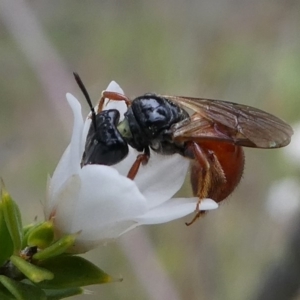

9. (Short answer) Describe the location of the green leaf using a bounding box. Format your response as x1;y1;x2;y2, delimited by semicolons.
0;202;14;266
43;287;83;300
22;223;39;249
0;291;14;300
1;185;23;253
23;223;36;236
37;256;113;289
10;255;54;283
27;221;54;249
0;283;15;300
33;234;76;261
0;276;46;300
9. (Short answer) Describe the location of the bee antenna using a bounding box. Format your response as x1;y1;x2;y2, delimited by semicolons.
73;72;97;131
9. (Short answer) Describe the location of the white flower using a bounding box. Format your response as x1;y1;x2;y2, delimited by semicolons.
45;81;218;253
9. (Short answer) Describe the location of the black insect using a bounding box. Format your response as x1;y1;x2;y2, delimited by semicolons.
73;72;293;225
74;73;128;167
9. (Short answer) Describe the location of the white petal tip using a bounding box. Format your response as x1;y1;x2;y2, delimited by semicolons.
199;199;219;210
66;93;75;99
106;81;124;94
109;80;118;85
65;93;81;111
66;93;79;104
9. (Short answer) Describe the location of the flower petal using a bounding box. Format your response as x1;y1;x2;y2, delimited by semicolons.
48;94;83;207
72;220;136;252
133;198;218;225
81;118;91;152
51;174;81;234
69;165;147;233
104;81;127;117
106;80;125;95
65;93;84;168
114;150;190;209
136;153;190;209
50;164;148;252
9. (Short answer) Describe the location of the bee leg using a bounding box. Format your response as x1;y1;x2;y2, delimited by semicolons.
190;142;212;205
185;142;212;226
97;91;131;113
185;211;206;226
127;147;150;180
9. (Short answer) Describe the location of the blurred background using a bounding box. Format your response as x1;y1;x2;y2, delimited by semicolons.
0;0;300;299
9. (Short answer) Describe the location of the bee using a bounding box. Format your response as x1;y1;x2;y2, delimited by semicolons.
74;73;293;225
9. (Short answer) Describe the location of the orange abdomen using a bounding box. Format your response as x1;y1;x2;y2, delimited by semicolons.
190;142;244;203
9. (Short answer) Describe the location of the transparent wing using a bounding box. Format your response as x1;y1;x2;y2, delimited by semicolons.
163;95;293;148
